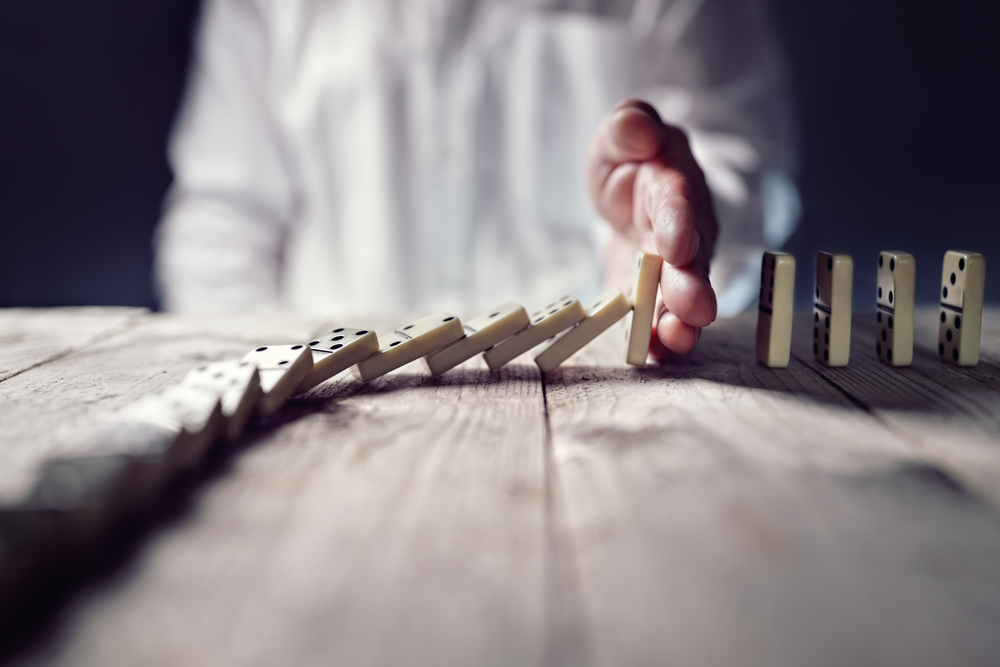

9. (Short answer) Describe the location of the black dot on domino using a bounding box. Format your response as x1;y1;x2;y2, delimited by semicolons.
816;286;820;298
951;272;956;285
814;312;819;323
309;341;320;346
331;344;343;350
890;258;895;271
879;255;884;268
955;316;961;329
959;258;966;270
390;341;401;347
889;290;893;304
825;316;830;329
490;312;500;318
943;287;948;298
292;345;303;350
939;343;945;355
443;317;454;322
878;287;883;298
771;258;776;270
562;300;572;307
887;348;893;361
279;360;288;365
256;347;267;352
213;372;223;379
333;328;345;333
827;258;833;270
357;330;368;335
888;316;893;330
877;312;882;323
940;311;946;323
403;325;414;330
946;329;953;342
953;349;959;361
549;309;558;315
534;317;543;324
331;336;344;342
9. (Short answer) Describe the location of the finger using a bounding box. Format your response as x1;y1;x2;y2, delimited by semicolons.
633;126;718;268
659;255;716;329
587;100;667;231
656;309;701;356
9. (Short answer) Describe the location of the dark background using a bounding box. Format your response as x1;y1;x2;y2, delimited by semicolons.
0;0;997;310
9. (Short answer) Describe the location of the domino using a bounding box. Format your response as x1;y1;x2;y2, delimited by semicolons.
756;252;796;367
182;360;262;441
423;303;530;375
813;252;853;366
482;296;587;370
624;252;664;366
353;313;464;381
242;344;313;414
297;328;379;393
938;250;986;366
535;289;632;373
875;251;915;366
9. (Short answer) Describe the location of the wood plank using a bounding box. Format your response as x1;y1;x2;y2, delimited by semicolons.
792;307;1000;508
545;313;1000;667
0;308;145;382
0;312;325;502
9;318;550;667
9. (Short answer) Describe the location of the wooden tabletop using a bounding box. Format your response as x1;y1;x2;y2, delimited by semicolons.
3;306;1000;667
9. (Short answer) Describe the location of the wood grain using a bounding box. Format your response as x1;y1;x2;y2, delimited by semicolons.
0;308;145;383
544;313;1000;667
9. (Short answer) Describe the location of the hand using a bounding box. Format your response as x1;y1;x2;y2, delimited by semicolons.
587;99;719;360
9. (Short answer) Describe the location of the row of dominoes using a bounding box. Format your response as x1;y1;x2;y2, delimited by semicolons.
0;252;666;607
757;250;987;368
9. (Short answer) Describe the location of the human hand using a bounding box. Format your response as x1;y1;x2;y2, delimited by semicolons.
587;100;719;360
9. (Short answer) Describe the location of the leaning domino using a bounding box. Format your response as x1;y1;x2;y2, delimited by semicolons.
938;250;986;366
181;360;262;441
424;303;530;376
756;251;796;367
535;289;632;373
353;313;464;381
813;252;853;366
875;251;915;366
624;252;663;366
483;296;587;370
242;344;313;415
297;328;379;393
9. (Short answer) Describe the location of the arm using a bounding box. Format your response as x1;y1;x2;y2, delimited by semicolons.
588;0;798;357
155;0;296;312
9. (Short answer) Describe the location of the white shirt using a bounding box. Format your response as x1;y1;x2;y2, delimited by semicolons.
155;0;798;317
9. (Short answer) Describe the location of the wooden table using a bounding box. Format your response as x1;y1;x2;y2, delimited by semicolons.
2;306;1000;667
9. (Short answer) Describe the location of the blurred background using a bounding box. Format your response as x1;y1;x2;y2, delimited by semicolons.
0;0;997;310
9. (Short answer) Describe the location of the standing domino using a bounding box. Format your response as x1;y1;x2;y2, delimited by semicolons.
424;303;530;375
182;360;262;441
939;250;986;366
813;252;853;366
535;289;632;373
483;296;587;370
297;328;379;393
756;252;796;367
242;344;313;415
875;251;915;366
353;313;464;381
624;252;663;366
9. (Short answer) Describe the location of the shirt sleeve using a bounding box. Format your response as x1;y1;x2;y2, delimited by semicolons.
629;0;800;315
155;0;296;312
